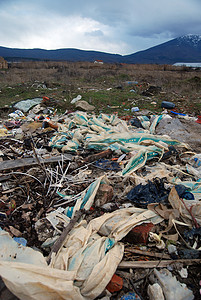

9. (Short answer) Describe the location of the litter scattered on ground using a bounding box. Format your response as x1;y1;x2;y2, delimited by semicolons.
0;91;201;300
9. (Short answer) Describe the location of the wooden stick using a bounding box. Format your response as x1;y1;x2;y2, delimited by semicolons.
125;248;171;259
84;149;113;162
0;155;72;171
47;210;83;264
118;259;201;269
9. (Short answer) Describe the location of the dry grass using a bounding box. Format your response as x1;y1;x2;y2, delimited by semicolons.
0;61;200;115
1;61;199;86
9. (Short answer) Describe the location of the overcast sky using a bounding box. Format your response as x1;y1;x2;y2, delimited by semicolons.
0;0;201;55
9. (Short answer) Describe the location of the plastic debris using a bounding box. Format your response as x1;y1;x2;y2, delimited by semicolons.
126;178;170;208
71;94;82;104
95;159;121;171
161;101;175;109
131;107;139;112
153;268;194;300
0;100;201;300
178;268;188;279
13;98;43;112
196;115;201;124
149;232;165;249
120;291;141;299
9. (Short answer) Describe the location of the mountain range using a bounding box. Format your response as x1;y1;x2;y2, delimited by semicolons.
1;34;201;65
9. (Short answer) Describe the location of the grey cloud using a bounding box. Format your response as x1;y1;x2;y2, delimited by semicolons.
85;30;104;37
0;0;201;54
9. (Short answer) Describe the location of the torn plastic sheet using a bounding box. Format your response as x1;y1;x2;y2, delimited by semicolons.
171;178;201;201
149;114;166;134
134;115;150;130
0;229;47;266
131;115;167;133
13;98;43;112
49;113;181;153
49;112;183;171
186;164;201;179
168;187;201;226
0;208;163;300
121;146;163;176
64;175;109;218
62;140;79;152
85;132;181;150
46;207;70;233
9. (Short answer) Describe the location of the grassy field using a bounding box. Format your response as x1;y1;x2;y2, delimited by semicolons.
0;61;201;116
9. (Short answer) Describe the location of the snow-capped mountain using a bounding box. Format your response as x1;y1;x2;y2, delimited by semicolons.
123;34;201;64
178;34;201;47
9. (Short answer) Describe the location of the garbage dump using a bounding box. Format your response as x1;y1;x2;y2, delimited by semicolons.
0;99;201;300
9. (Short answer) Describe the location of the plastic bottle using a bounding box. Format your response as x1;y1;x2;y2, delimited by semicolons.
131;106;139;112
161;101;175;109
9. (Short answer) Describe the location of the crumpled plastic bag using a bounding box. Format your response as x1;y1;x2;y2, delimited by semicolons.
13;98;43;112
0;208;163;300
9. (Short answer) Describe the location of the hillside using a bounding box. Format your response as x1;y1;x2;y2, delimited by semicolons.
123;34;201;64
0;46;123;63
0;34;201;64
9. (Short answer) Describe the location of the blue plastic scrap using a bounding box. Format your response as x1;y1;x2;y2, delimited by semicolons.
170;111;186;116
175;184;195;200
95;159;121;171
13;237;27;247
120;291;141;300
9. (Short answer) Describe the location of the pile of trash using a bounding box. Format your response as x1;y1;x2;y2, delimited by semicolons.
0;98;201;299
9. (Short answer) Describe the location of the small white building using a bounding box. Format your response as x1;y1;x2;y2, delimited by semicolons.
94;60;104;64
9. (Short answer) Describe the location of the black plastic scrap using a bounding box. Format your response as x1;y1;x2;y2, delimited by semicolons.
129;117;143;128
183;227;201;248
178;248;201;259
175;184;194;200
161;145;178;160
126;178;170;208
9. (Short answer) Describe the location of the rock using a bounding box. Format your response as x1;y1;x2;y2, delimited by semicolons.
148;283;165;300
95;184;113;207
75;100;95;111
124;222;154;244
156;117;201;152
178;268;188;279
106;274;123;293
9;226;22;237
154;268;194;300
156;118;188;141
